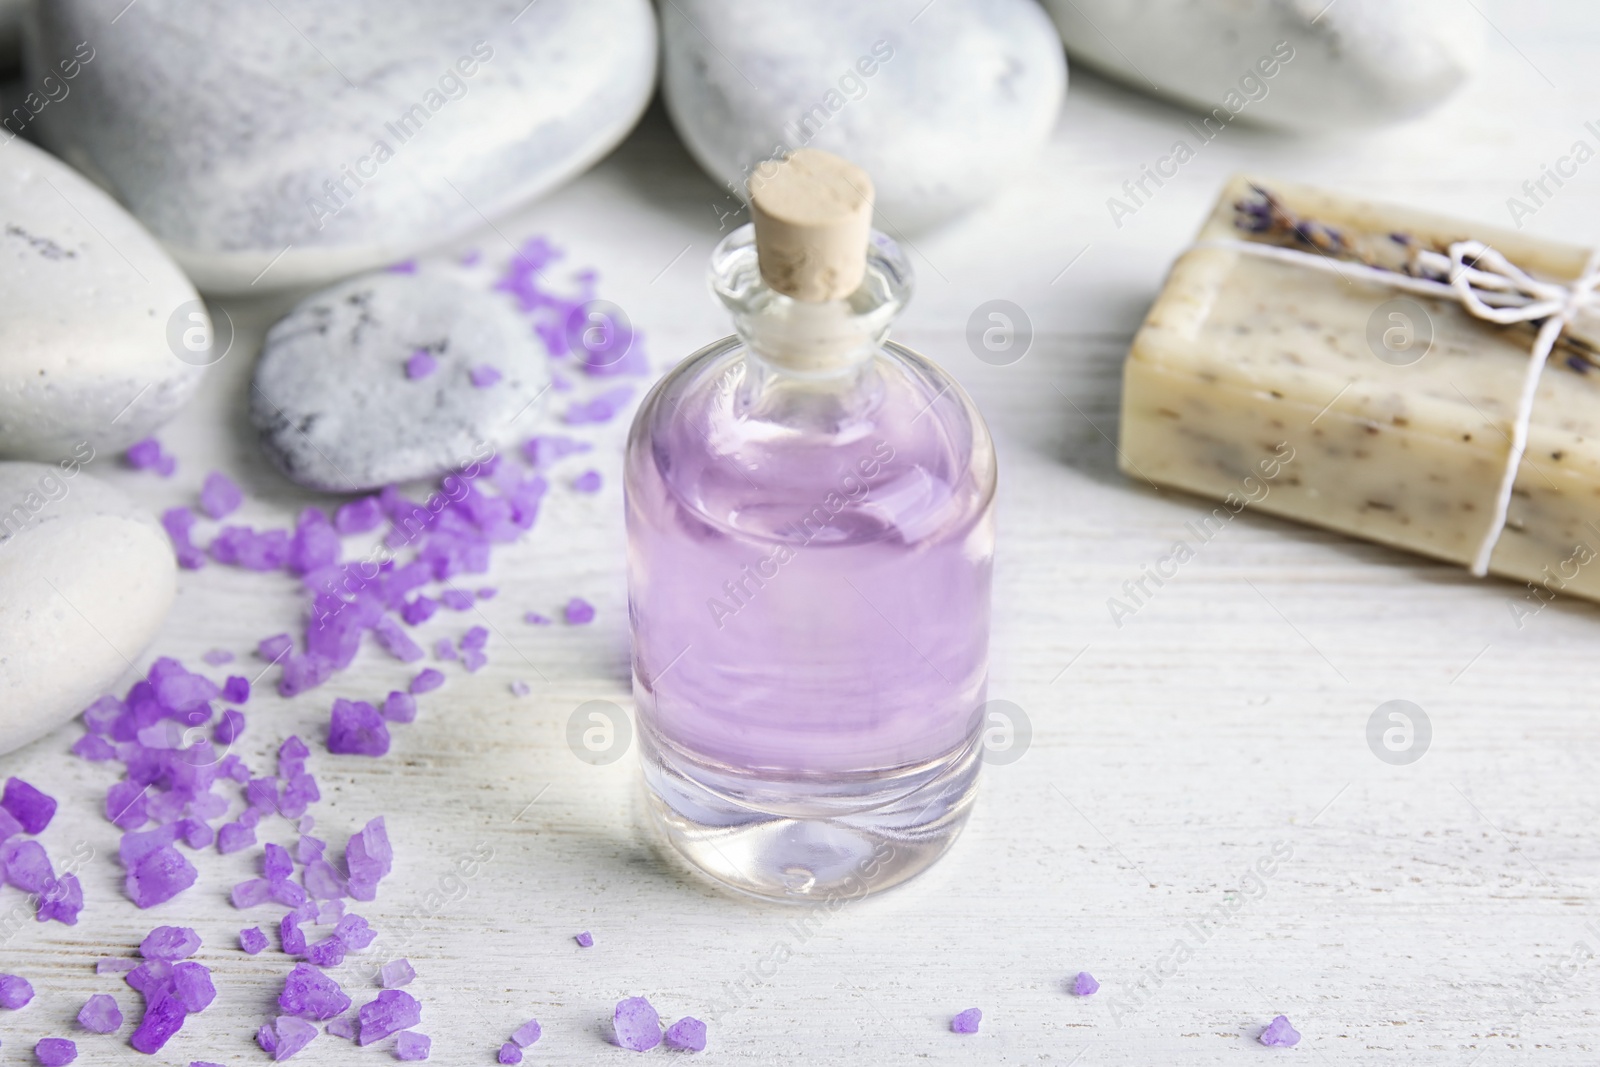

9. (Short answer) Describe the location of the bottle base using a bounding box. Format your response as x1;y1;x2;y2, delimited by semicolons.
638;728;981;904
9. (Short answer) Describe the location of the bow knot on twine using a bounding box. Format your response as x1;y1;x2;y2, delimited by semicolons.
1195;234;1600;577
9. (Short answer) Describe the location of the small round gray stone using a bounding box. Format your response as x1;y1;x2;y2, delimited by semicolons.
250;270;550;493
0;462;174;756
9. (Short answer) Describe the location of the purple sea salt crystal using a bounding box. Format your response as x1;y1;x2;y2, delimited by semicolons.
374;617;425;662
664;1017;707;1052
400;595;438;625
2;777;57;833
328;699;390;757
172;962;216;1012
572;469;602;492
432;637;457;662
396;1031;431;1060
565;385;634;425
217;821;256;854
326;1016;356;1039
511;1018;541;1047
306;936;346;968
470;364;503;388
126;437;176;476
214;708;246;744
34;1038;77;1065
128;992;186;1053
335;496;384;535
0;973;34;1008
263;843;294;882
564;597;595;625
278;653;335;697
574;932;593;948
178;817;213;850
1259;1015;1301;1048
2;839;51;891
304;858;346;899
297;836;325;864
280;735;309;775
140;926;201;961
410;669;445;694
358;989;421;1045
96;958;137;975
951;1008;982;1034
125;845;197;907
280;963;351;1020
210;525;292;570
71;734;116;761
460;625;489;651
202;648;235;666
406;351;437;379
240;926;268;954
523;612;551;625
345;817;392;901
509;680;531;697
199;471;243;519
461;648;487;672
439;588;473;611
260;1015;318;1060
478;586;497;599
105;780;148;829
232;878;271;908
380;959;415;988
1073;972;1099;996
78;993;123;1033
498;1043;523;1065
224;674;250;703
259;633;294;661
381;691;417;724
0;807;19;842
316;899;344;925
36;871;83;926
240;808;262;830
613;997;661;1051
335;913;376;950
281;913;309;954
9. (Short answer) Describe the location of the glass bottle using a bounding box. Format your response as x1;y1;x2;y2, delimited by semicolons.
624;150;996;902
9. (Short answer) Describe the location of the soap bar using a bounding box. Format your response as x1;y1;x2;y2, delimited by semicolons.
1119;175;1600;608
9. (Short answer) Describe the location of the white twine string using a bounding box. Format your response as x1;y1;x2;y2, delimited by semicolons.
1193;237;1600;577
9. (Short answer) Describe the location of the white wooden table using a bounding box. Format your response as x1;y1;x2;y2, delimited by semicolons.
5;3;1600;1062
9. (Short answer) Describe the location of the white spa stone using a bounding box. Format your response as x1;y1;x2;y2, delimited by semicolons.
0;463;175;756
1040;0;1484;130
0;137;207;463
250;269;550;493
661;0;1066;233
28;0;657;294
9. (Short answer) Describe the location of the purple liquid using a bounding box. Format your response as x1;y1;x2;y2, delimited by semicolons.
626;338;994;783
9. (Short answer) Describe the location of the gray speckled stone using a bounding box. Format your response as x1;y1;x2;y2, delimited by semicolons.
251;270;549;493
29;0;657;294
0;137;206;462
0;463;174;756
1041;0;1483;130
661;0;1066;233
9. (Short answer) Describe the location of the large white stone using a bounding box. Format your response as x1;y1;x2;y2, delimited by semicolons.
0;463;174;756
1041;0;1484;130
0;137;207;462
29;0;657;294
661;0;1066;233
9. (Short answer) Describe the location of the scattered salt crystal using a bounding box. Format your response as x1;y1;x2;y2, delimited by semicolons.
3;839;52;891
433;638;458;661
140;926;201;961
2;777;57;833
264;842;294;881
381;691;417;724
613;996;661;1051
497;1043;523;1065
523;612;550;625
335;913;376;950
240;927;268;954
306;936;346;968
202;648;235;666
326;1016;356;1039
77;993;123;1033
126;437;177;476
510;680;531;697
406;351;438;380
345;817;393;901
564;598;596;625
125;844;198;907
33;1037;77;1065
520;434;592;468
512;1018;542;1046
71;734;116;761
470;364;503;388
96;958;138;975
478;587;497;599
259;1015;318;1060
951;1007;982;1034
380;959;416;988
258;634;294;661
232;878;271;908
316;899;344;925
461;649;487;672
1259;1015;1301;1048
564;385;635;425
664;1017;706;1052
402;596;438;625
282;913;309;954
172;961;216;1012
396;1031;432;1060
0;973;34;1008
214;708;246;744
200;471;244;519
461;626;489;651
1073;972;1099;996
161;506;206;568
572;469;602;492
357;989;421;1045
38;871;84;924
410;669;445;694
298;815;315;833
574;932;593;948
374;617;425;663
279;963;351;1020
128;992;186;1053
327;699;390;757
440;589;473;611
217;821;256;854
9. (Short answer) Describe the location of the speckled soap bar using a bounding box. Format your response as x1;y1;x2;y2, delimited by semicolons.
1120;175;1600;605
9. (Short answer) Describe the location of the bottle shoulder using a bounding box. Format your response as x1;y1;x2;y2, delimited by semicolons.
625;336;996;547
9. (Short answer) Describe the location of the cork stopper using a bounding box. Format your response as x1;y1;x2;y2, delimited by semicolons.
748;149;874;303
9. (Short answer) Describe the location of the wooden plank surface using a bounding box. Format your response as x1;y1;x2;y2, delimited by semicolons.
4;3;1600;1063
